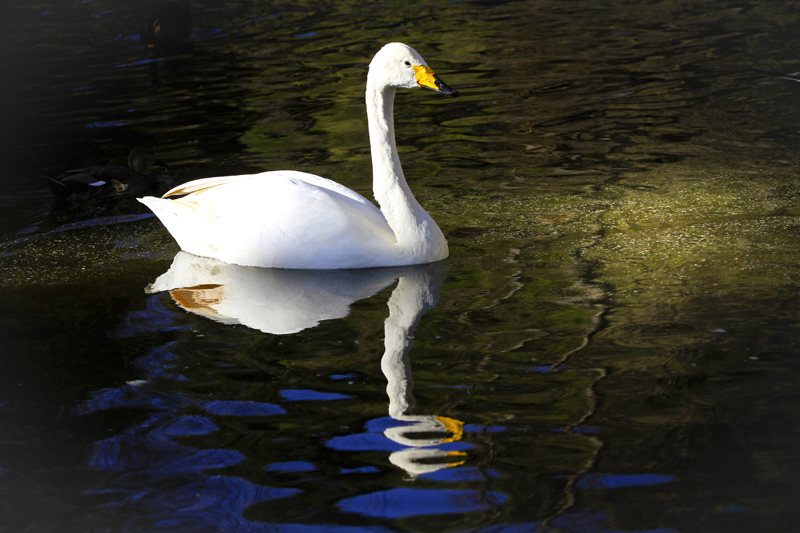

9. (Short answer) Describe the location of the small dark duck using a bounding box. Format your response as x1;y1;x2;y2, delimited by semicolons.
41;146;167;200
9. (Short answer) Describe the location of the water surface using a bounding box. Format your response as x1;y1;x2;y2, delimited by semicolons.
2;0;800;531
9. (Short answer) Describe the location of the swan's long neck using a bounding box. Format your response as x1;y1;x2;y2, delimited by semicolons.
366;81;444;256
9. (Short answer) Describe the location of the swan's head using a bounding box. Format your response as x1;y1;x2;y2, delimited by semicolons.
369;42;459;96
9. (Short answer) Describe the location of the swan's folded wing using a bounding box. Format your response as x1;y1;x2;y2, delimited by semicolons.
141;171;398;268
161;173;260;198
161;170;373;202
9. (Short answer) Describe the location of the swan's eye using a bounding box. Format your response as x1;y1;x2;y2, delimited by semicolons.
404;61;411;67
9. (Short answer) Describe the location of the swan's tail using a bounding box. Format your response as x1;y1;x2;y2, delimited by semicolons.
138;196;220;258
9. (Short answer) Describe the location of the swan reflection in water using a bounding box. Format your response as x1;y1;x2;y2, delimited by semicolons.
147;252;465;476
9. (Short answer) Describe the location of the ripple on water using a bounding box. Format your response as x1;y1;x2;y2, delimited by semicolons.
336;488;508;519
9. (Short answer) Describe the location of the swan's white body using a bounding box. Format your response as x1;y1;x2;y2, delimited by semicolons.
139;42;457;269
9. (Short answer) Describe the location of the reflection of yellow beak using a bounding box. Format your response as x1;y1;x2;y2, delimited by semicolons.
445;450;468;468
436;415;465;443
412;65;438;90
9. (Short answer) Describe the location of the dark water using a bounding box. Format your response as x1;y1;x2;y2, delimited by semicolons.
2;0;800;531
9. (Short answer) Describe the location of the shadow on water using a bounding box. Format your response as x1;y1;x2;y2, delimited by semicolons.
2;0;800;531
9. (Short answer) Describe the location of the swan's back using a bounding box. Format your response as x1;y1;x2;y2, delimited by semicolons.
139;171;398;269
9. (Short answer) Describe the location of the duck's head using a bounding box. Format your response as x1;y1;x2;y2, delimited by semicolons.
369;42;459;96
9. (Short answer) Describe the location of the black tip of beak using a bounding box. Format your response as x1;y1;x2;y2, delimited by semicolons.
434;75;459;97
153;159;169;169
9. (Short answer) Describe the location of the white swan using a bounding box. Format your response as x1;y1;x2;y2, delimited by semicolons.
138;42;458;269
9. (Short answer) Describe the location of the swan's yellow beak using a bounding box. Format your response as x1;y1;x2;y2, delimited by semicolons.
413;65;459;96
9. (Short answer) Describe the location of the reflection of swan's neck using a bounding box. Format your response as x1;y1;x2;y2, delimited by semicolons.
366;80;442;255
379;266;463;477
381;274;436;419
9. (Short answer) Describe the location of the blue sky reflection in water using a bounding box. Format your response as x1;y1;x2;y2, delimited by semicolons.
2;0;800;531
